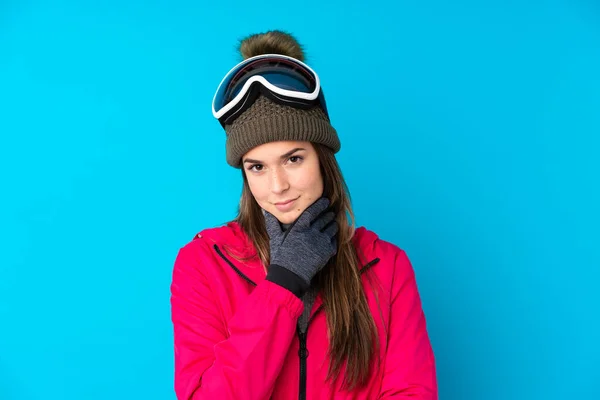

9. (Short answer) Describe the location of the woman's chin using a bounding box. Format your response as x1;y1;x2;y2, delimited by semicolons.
274;211;299;225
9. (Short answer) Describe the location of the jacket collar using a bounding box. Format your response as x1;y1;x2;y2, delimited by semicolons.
199;221;379;262
198;221;381;321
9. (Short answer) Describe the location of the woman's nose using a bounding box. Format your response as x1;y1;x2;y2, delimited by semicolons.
270;167;290;194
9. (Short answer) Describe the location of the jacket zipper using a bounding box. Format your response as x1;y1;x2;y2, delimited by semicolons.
295;258;380;400
297;327;308;400
296;304;324;400
297;302;325;400
215;245;380;399
214;244;257;286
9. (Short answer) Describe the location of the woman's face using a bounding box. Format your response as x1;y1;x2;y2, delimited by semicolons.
243;141;324;224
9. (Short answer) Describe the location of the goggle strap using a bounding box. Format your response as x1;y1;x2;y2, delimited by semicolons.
219;83;324;127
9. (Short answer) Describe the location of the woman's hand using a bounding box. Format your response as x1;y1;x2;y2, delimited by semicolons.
263;197;338;287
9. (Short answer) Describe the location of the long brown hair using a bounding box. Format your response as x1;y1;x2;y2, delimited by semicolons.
233;142;379;390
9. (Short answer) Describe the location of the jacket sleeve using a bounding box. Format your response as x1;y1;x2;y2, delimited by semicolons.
170;240;304;400
378;249;438;399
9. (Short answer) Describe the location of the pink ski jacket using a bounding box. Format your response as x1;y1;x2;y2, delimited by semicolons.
170;221;437;399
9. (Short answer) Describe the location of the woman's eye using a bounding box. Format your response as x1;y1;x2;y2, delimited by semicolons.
249;164;263;172
289;156;303;163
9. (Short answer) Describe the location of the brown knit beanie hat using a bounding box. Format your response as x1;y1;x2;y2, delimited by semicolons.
221;31;341;168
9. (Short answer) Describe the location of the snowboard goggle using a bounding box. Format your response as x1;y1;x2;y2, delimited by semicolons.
212;54;329;126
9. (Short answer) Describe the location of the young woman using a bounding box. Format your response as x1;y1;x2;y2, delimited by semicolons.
170;30;438;399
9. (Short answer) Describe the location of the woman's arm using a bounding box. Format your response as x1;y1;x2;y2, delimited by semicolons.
170;240;303;400
378;249;438;399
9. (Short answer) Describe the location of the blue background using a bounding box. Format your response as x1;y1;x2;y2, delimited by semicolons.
1;1;598;399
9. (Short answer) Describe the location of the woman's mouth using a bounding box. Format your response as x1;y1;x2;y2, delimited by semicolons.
274;198;298;212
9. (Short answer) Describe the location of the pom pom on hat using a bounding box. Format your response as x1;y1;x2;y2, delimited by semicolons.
238;30;306;61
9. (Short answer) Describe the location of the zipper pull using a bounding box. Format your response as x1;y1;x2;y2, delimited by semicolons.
298;331;309;359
